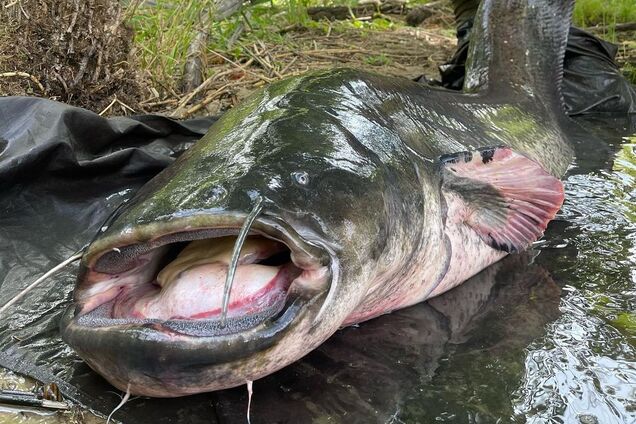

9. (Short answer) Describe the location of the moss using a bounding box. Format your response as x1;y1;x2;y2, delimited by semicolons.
488;105;541;139
611;313;636;335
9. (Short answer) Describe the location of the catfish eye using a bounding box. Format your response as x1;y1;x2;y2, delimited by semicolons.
292;171;310;186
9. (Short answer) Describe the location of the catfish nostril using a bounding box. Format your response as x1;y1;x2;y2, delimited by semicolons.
209;185;227;202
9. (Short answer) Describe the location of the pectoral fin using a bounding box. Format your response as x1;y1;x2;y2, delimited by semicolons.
441;146;564;253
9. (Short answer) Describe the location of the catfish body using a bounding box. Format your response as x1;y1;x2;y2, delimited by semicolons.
61;0;574;397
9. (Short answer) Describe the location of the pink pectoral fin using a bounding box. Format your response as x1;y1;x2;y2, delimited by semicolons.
441;146;565;253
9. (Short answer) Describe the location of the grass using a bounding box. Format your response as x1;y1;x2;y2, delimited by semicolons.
571;0;636;84
364;53;391;66
129;1;210;93
129;0;315;92
573;0;636;42
573;0;636;27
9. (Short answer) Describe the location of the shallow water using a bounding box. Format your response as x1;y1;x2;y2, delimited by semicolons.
0;115;634;423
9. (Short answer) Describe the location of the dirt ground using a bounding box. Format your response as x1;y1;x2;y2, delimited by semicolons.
0;0;140;113
155;23;458;118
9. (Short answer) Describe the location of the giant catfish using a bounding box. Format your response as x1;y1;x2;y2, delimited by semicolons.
61;0;575;396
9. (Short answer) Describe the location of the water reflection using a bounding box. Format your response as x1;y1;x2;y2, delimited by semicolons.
510;117;636;424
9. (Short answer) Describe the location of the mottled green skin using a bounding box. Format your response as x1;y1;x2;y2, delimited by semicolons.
62;0;576;396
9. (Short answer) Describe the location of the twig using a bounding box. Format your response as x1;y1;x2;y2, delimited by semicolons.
279;56;298;76
226;21;246;50
140;98;178;107
18;0;29;19
116;98;136;114
180;9;211;92
240;10;254;32
239;42;282;79
173;59;254;115
257;40;283;78
183;82;236;117
588;22;636;32
0;71;45;93
279;24;300;34
99;97;118;116
122;0;144;22
50;70;69;94
412;29;456;42
208;50;273;83
72;39;97;87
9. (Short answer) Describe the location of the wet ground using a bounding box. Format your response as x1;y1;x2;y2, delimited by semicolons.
0;114;634;423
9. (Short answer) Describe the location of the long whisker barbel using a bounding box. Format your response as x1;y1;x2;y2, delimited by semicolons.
0;251;83;315
220;196;264;326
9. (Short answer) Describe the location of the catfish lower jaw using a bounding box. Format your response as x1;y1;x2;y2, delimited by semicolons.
59;292;326;397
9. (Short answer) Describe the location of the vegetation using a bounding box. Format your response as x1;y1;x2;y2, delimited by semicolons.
128;0;443;96
125;0;455;114
572;0;636;28
128;0;636;101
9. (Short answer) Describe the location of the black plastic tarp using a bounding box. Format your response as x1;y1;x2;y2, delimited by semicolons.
424;22;636;115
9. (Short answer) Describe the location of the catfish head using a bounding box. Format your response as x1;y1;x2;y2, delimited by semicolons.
60;74;417;397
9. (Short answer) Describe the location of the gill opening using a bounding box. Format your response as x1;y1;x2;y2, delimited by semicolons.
312;254;340;326
220;196;264;326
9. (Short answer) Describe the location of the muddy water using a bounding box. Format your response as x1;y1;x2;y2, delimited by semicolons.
0;116;634;423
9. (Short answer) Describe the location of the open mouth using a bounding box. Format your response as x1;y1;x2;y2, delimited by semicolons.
72;225;331;337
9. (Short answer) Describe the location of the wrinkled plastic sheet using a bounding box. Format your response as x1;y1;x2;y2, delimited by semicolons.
0;97;633;423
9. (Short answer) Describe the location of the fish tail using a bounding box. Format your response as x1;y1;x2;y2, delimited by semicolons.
464;0;573;113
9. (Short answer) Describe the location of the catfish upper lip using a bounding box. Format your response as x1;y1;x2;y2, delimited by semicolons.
85;216;330;274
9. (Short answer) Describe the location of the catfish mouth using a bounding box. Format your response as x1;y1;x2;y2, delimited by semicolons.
70;223;331;338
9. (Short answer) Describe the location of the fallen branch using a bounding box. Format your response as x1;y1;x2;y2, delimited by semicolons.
587;22;636;32
239;41;283;79
180;10;211;93
180;0;246;93
307;0;407;21
172;59;254;116
140;98;179;108
183;82;237;119
208;50;273;83
99;96;135;116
